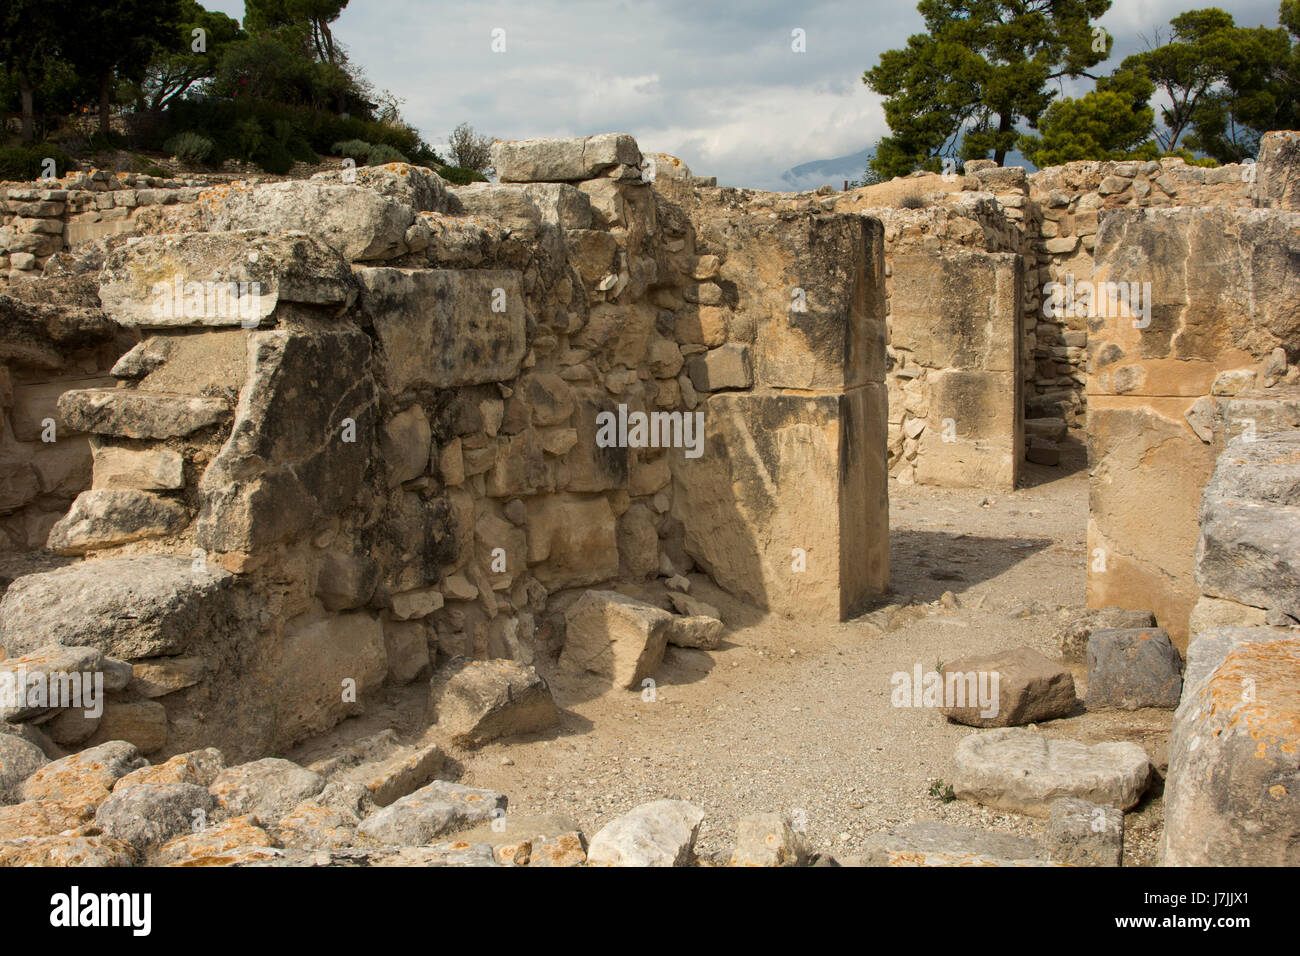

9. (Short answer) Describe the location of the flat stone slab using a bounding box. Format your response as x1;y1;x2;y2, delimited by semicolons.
356;781;507;845
59;388;230;439
951;728;1151;817
0;555;235;659
859;821;1046;867
940;646;1076;727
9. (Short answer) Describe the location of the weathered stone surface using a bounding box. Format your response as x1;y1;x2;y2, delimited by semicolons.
382;404;431;485
729;811;810;866
59;388;230;439
1057;606;1158;663
310;163;452;214
195;327;376;553
316;552;379;612
85;698;168;754
587;799;704;866
357;268;526;390
561;590;672;690
951;728;1151;817
274;612;387;747
124;655;205;699
686;344;752;392
205;181;415;261
0;555;236;659
940;647;1076;727
1085;628;1183;710
1257;130;1300;211
493;133;642;183
309;730;444;807
859;821;1044;867
46;488;187;554
99;231;356;327
0;834;135;866
21;741;146;814
272;788;367;851
0;800;94;840
91;444;185;490
114;748;225;792
430;658;559;748
665;614;725;650
209;758;325;825
1045;798;1123;866
0;735;47;802
525;494;619;589
357;780;507;844
671;387;888;621
94;782;213;850
1163;637;1300;866
155;814;276;865
0;644;105;722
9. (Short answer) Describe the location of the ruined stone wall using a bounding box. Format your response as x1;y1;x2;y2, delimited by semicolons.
0;139;890;762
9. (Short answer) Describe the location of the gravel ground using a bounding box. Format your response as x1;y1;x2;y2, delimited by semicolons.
298;450;1172;865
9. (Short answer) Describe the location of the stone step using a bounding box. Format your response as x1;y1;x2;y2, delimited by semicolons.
307;729;446;807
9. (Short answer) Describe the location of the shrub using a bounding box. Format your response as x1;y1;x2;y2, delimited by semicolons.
900;194;926;209
0;144;72;181
435;164;488;185
365;143;409;165
164;131;215;164
332;138;372;161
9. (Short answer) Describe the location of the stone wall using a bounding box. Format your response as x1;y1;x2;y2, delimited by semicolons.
0;139;890;761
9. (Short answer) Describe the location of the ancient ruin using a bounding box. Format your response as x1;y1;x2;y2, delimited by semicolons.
0;130;1296;867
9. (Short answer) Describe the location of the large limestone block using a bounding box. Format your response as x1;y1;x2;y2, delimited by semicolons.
1086;398;1217;648
310;163;453;213
204;181;415;261
743;214;886;390
670;386;888;621
195;327;376;553
492;133;641;183
1162;638;1300;866
1089;207;1300;391
890;249;1022;374
1180;626;1289;700
939;647;1076;728
1257;130;1300;211
429;658;559;748
98;231;357;328
91;443;184;490
524;493;619;589
357;268;526;390
46;488;187;554
59;388;230;439
274;612;387;747
561;590;672;690
914;368;1021;491
0;555;236;659
586;799;704;866
951;728;1151;817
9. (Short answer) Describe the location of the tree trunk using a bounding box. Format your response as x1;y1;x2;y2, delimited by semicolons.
18;72;34;143
994;111;1013;167
98;71;112;137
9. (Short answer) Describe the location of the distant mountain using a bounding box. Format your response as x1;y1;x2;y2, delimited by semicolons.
776;145;1037;193
778;147;874;191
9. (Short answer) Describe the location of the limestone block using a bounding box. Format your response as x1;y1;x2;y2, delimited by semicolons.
357;268;526;390
274;612;387;746
524;493;619;589
429;658;559;748
492;133;641;183
914;368;1021;491
91;443;184;490
560;590;672;690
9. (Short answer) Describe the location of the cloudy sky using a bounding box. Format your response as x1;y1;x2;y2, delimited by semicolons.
208;0;1286;190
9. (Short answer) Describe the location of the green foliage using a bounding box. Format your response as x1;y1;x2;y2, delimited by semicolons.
365;143;409;165
1019;68;1156;166
434;164;488;185
0;143;71;180
865;0;1113;177
928;779;957;802
142;0;245;110
332;138;372;160
900;194;927;209
164;131;215;163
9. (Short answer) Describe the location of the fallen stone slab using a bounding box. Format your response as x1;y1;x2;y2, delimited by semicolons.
155;814;276;865
0;645;106;722
0;555;236;659
20;741;146;814
272;784;371;851
1162;637;1300;866
356;781;507;845
1085;628;1183;710
951;728;1151;817
1056;606;1157;663
729;811;810;867
114;748;226;792
561;590;673;690
1045;798;1123;867
859;821;1046;867
308;730;445;807
429;658;559;748
666;614;725;650
939;646;1076;727
0;834;135;866
209;758;325;826
586;799;705;867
